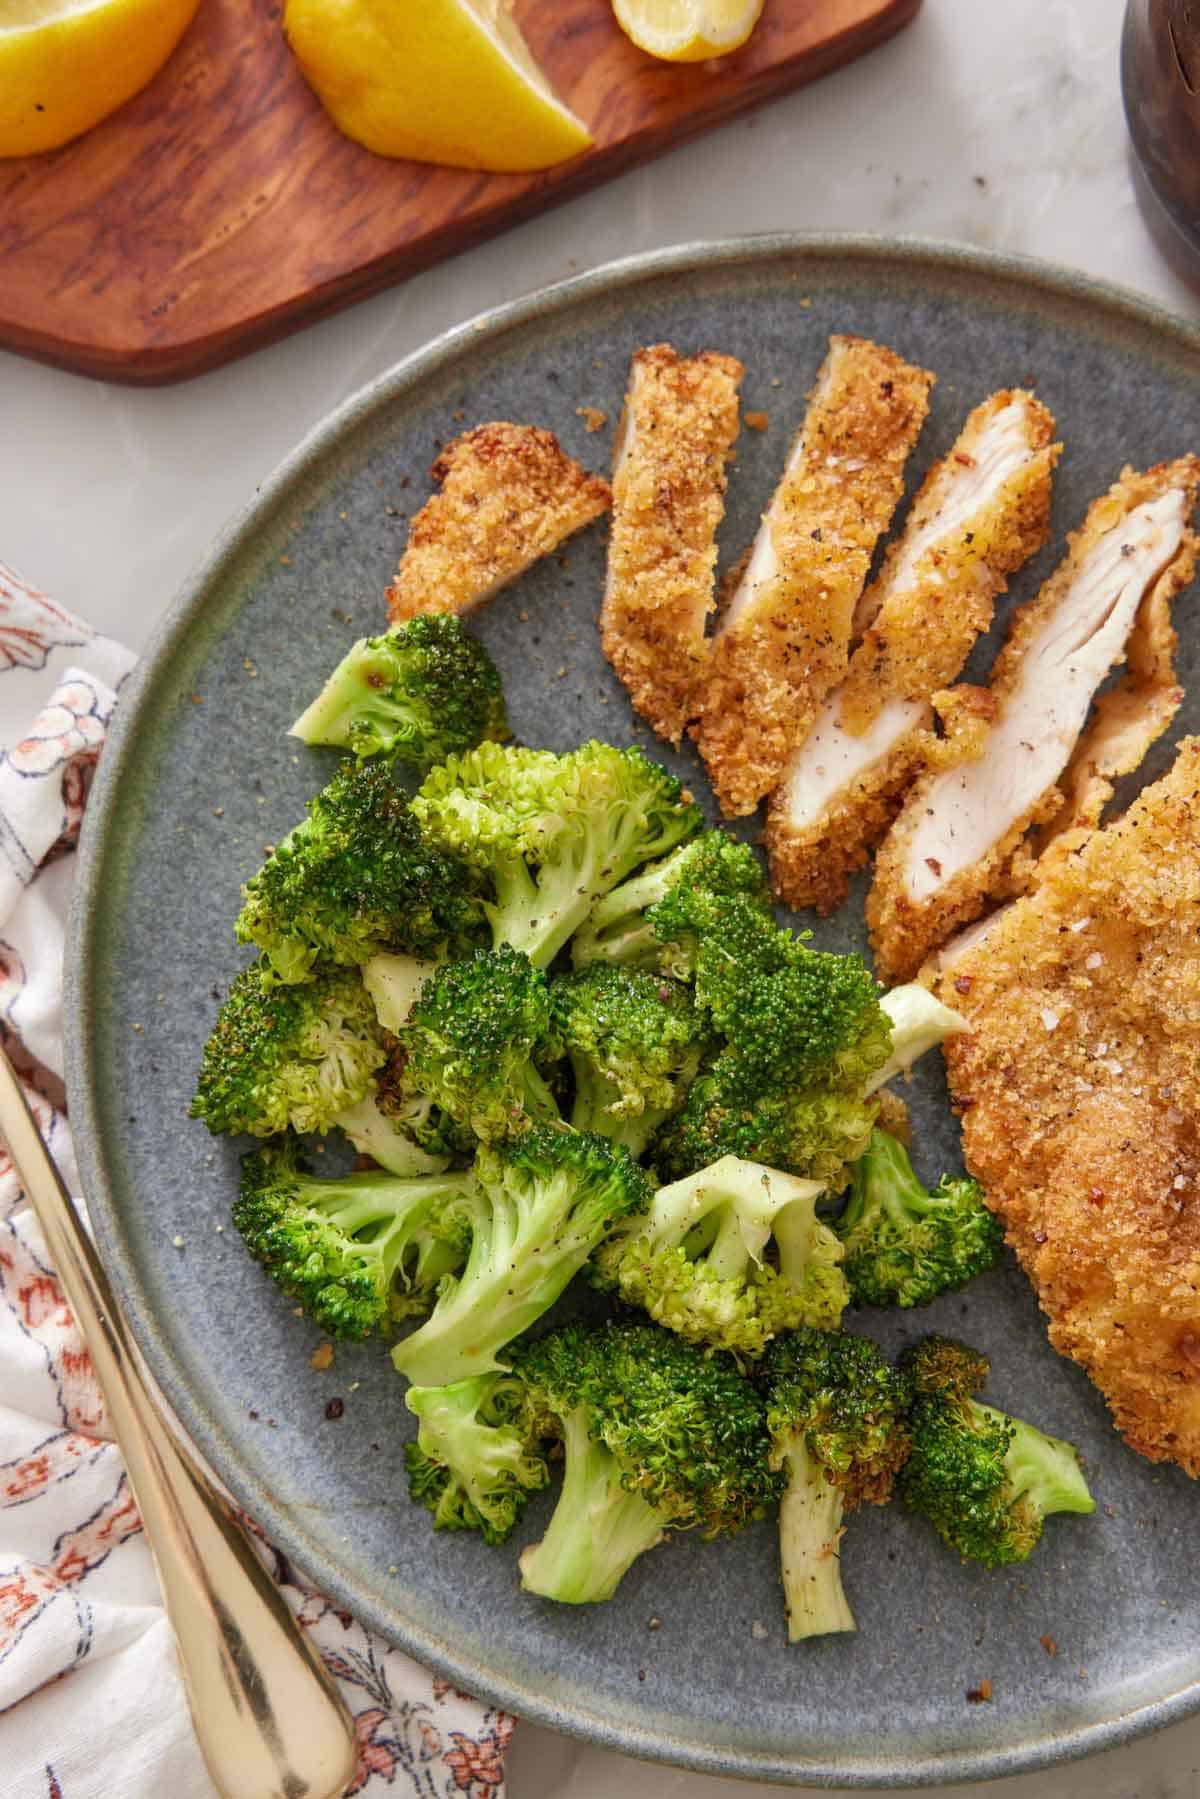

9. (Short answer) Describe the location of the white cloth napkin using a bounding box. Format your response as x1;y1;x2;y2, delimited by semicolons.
0;562;513;1799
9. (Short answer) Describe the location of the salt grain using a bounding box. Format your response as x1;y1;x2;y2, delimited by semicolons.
1040;1008;1059;1031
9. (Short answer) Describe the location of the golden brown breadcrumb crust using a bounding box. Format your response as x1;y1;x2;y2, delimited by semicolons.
764;708;933;914
867;460;1200;983
838;391;1059;732
600;344;743;745
938;739;1200;1476
691;336;933;817
765;390;1058;912
385;423;610;623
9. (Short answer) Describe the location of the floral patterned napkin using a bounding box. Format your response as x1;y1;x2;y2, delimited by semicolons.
0;562;513;1799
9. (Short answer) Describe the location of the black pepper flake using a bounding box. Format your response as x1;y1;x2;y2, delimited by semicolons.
325;1397;345;1420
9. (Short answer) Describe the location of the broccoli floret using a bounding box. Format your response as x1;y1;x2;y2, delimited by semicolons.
687;913;891;1100
233;1136;475;1339
506;1321;782;1604
866;985;967;1095
236;760;485;983
551;965;706;1156
594;1155;847;1357
397;946;563;1143
290;615;508;768
762;1329;911;1641
837;1130;1003;1309
898;1337;1095;1567
571;830;771;972
391;1129;650;1387
411;740;701;968
651;1062;879;1188
404;1372;549;1545
191;960;387;1137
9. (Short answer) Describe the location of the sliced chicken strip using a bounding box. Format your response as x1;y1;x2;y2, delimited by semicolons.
839;391;1059;730
868;458;1200;983
600;344;743;745
691;336;932;817
766;391;1058;912
1025;564;1183;880
936;739;1200;1476
765;694;929;914
386;423;610;623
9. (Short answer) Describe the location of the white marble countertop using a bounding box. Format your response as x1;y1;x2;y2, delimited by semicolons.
3;0;1199;1792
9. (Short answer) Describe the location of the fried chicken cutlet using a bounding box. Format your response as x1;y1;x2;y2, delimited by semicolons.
766;391;1059;913
938;738;1200;1476
869;458;1200;982
692;336;933;817
600;345;743;745
386;423;610;623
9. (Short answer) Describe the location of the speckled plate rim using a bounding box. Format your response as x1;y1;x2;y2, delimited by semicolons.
64;233;1200;1788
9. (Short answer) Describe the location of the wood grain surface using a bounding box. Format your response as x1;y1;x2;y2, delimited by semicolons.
0;0;921;385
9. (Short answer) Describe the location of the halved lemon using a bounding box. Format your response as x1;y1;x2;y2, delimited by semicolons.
283;0;592;172
0;0;202;158
613;0;765;62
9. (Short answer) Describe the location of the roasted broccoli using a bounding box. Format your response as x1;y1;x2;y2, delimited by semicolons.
404;1372;549;1544
593;1154;846;1357
396;946;563;1143
551;965;706;1155
571;829;771;972
233;1136;474;1338
236;759;484;983
290;615;508;768
695;922;892;1100
411;740;701;968
651;1062;880;1189
505;1321;782;1604
762;1329;911;1641
191;959;387;1137
837;1130;1003;1309
898;1337;1095;1566
391;1128;650;1387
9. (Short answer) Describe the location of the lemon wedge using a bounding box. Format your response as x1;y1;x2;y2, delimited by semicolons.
613;0;764;61
283;0;592;172
0;0;201;157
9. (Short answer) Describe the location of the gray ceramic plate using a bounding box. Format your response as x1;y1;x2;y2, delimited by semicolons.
66;237;1200;1788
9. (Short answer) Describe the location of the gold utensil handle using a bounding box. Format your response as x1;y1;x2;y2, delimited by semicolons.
0;1048;357;1799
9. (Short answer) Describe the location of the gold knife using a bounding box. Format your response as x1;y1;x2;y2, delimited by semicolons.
0;1046;358;1799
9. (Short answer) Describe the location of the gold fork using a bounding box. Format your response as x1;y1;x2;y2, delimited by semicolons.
0;1046;358;1799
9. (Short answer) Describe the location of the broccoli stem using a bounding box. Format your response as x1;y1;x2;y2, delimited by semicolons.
778;1438;855;1642
521;1064;562;1127
866;985;967;1095
519;1409;667;1603
362;952;440;1032
490;852;605;970
570;847;688;968
333;1093;449;1175
982;1404;1097;1518
847;1129;931;1229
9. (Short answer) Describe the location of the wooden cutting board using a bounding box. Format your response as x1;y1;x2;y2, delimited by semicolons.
0;0;921;385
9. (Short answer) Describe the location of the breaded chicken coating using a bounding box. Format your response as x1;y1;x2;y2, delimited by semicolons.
600;345;743;745
386;423;610;623
868;459;1200;983
766;391;1058;913
692;336;933;817
939;739;1200;1476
